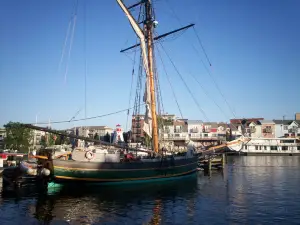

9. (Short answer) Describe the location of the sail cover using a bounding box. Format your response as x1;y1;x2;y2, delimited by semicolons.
116;0;152;138
143;79;152;138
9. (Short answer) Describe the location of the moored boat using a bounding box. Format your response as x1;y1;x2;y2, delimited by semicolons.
33;0;200;185
51;149;198;183
228;136;300;155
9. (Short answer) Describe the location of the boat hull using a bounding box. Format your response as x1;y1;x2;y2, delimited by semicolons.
51;156;198;183
228;137;300;155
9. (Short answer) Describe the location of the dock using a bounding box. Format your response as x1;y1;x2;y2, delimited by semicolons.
198;153;226;174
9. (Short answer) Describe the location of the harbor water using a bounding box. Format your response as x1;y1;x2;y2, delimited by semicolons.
1;156;300;224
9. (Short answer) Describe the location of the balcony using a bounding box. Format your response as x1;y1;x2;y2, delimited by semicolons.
190;128;199;133
288;128;298;133
163;129;170;133
162;133;218;141
163;133;187;140
174;129;182;133
263;128;272;133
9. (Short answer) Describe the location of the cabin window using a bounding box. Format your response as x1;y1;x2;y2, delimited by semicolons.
282;146;288;151
255;146;258;150
264;146;267;150
259;146;262;150
297;146;300;150
270;146;278;150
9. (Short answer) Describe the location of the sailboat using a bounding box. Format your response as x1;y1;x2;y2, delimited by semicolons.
37;0;199;184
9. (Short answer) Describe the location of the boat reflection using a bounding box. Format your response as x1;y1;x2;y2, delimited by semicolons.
2;173;197;224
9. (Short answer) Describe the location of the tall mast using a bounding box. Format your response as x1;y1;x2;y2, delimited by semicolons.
117;0;193;153
145;0;159;153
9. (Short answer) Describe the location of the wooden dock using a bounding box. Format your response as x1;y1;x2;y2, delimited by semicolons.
198;153;226;174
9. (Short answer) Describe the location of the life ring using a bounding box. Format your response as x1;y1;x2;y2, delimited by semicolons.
85;151;94;160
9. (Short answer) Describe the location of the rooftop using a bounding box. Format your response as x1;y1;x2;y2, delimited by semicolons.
259;120;275;124
187;120;203;124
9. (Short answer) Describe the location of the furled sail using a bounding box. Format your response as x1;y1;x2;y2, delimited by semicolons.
143;79;152;138
116;0;152;138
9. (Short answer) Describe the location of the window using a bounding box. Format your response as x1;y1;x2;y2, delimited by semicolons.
245;145;247;150
281;140;295;143
259;146;262;150
264;146;267;150
270;146;278;150
255;146;258;150
264;126;272;133
284;125;288;130
282;146;288;150
298;146;300;150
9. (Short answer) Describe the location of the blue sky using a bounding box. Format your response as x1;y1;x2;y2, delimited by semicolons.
0;0;299;130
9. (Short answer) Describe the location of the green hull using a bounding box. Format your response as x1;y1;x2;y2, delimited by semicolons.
51;156;198;184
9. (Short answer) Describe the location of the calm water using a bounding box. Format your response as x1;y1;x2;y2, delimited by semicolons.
1;156;300;225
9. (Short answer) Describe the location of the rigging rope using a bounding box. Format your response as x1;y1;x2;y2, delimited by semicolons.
153;46;165;116
28;103;145;125
189;71;229;119
189;71;241;134
192;27;212;67
84;0;87;120
63;0;78;84
157;42;209;122
125;38;139;131
191;44;238;120
126;3;143;132
58;18;71;76
164;0;242;134
155;44;183;119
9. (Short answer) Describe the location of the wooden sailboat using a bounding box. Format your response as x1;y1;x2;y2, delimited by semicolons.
36;0;199;184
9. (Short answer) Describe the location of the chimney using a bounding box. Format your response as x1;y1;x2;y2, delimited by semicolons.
296;113;300;120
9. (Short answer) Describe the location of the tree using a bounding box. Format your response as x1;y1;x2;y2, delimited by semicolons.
143;132;152;147
40;135;47;147
48;134;56;146
94;133;99;140
4;121;33;152
64;137;71;145
123;131;131;143
226;128;233;141
104;132;111;143
40;133;57;147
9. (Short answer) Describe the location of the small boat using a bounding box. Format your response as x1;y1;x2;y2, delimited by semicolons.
228;136;300;155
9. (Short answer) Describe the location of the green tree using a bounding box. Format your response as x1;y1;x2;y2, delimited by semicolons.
64;137;71;145
40;135;46;147
4;121;33;152
123;131;131;143
48;134;56;146
104;132;111;142
40;133;57;147
94;133;100;140
143;132;152;147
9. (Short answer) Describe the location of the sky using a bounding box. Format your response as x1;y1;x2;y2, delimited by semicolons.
0;0;299;130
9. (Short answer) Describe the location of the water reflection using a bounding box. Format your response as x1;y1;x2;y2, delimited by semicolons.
1;174;198;224
1;156;300;224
